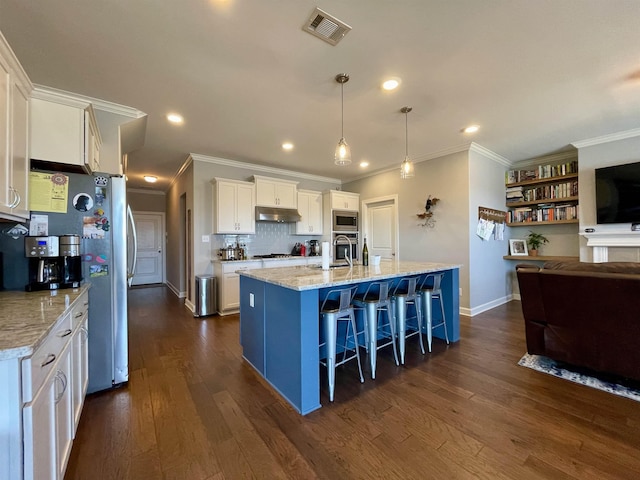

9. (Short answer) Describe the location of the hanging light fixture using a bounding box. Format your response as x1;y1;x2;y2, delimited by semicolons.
334;73;352;166
400;106;415;178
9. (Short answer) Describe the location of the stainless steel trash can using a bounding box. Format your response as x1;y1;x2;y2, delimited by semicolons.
195;275;216;317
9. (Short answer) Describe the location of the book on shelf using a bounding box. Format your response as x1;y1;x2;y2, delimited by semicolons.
506;160;578;184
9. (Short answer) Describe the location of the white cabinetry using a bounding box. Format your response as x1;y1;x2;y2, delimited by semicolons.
0;289;89;480
30;91;102;174
326;190;359;211
214;260;261;315
253;175;298;208
0;31;32;221
212;178;255;234
294;190;323;235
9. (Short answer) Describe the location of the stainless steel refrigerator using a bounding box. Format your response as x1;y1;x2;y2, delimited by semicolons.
31;171;137;393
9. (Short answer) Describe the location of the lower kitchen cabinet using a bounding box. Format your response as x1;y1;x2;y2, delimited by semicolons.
0;287;89;480
214;261;261;315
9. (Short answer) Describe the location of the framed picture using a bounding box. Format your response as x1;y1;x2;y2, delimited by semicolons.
509;239;528;256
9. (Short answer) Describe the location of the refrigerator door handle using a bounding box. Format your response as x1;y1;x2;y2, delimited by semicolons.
127;204;138;287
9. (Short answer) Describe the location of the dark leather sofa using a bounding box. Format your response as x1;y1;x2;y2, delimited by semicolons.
516;261;640;382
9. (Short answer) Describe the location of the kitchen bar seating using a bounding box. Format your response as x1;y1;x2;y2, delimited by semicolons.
391;276;425;364
419;273;450;352
319;286;364;402
352;281;398;379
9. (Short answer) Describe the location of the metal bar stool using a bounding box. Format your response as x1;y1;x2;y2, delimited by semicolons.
319;286;364;402
391;276;425;364
352;281;398;379
419;273;450;352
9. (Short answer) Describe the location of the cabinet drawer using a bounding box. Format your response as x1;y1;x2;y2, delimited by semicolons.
22;312;73;403
71;292;89;329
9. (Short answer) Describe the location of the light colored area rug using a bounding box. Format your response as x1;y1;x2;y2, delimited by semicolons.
518;353;640;403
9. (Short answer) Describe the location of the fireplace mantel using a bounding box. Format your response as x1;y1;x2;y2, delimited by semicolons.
580;230;640;262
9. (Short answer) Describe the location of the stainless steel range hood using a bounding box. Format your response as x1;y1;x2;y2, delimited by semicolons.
255;206;302;223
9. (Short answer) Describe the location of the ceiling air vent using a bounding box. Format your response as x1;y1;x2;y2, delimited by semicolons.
302;7;352;46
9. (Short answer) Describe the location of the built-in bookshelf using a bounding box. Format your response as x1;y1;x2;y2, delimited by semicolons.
506;160;579;226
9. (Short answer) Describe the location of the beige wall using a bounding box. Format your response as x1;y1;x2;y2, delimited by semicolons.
127;189;166;212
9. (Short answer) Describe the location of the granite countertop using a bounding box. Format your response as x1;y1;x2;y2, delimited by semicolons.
238;260;461;291
0;284;91;361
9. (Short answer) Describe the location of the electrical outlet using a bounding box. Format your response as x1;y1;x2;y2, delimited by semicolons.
459;287;462;297
202;235;210;243
249;293;254;307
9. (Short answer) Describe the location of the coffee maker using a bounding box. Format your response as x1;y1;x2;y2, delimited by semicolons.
60;234;82;288
25;236;62;291
308;240;320;256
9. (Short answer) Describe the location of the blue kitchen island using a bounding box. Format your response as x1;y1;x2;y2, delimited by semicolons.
238;261;461;415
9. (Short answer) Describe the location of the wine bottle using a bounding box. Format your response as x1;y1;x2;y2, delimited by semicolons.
362;237;369;266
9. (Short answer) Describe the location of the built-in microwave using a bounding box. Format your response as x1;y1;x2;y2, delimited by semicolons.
333;233;359;262
332;210;358;232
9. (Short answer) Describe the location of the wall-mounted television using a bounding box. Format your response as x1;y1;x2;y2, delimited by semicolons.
595;160;640;224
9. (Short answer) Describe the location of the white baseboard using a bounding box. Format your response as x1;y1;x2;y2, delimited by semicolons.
166;281;186;298
466;295;513;317
184;299;195;314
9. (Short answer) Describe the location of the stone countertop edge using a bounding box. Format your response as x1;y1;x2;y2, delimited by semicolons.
238;261;462;291
0;284;91;361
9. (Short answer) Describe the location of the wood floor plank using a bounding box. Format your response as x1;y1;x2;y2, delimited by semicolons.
64;286;640;480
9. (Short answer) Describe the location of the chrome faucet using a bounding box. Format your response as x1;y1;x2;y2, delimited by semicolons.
334;234;353;268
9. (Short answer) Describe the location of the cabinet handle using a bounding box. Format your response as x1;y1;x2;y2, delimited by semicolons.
41;353;56;367
59;328;73;338
83;301;89;306
14;190;21;208
55;370;68;403
75;312;84;318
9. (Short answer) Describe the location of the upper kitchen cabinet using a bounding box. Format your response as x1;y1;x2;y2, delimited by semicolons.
0;31;32;221
212;178;255;234
294;189;323;235
30;89;102;175
325;189;359;211
253;175;298;208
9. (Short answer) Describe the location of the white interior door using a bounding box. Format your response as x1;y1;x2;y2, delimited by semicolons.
363;196;398;260
131;212;165;285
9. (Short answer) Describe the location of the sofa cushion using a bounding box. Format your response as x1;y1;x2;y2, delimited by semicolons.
543;261;640;275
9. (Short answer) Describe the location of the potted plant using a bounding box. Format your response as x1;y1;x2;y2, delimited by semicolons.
526;231;549;256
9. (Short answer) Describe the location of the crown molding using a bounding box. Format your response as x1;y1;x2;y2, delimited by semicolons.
510;149;578;167
167;155;194;191
571;128;640;149
32;85;146;118
188;153;342;184
468;143;511;166
0;31;33;90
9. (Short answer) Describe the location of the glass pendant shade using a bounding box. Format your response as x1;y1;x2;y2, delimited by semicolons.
335;137;352;166
400;106;414;179
334;73;352;166
400;156;414;178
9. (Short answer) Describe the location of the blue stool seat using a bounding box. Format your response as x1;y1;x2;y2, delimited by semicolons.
391;276;425;364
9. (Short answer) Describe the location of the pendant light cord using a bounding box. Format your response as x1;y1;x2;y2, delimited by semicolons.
341;82;344;138
405;110;409;157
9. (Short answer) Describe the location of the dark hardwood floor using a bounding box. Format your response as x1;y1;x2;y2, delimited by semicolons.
65;286;640;479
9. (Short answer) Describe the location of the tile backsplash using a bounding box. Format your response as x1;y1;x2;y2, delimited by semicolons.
211;222;322;258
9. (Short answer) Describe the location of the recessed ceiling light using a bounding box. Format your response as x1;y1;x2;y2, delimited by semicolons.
144;175;158;183
282;142;294;151
167;113;184;124
360;161;369;168
463;125;480;134
382;78;401;91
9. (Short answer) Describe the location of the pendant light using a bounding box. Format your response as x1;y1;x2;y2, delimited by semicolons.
334;73;352;166
400;106;415;179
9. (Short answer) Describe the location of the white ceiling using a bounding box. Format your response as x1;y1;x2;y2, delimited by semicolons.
2;1;640;190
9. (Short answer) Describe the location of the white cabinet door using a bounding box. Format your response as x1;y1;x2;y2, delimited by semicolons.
0;55;10;217
213;179;255;234
10;77;29;218
254;176;298;208
55;344;73;479
23;373;57;480
331;191;359;211
235;182;256;233
295;190;323;235
71;318;89;433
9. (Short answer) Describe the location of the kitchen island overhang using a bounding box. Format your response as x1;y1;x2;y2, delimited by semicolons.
238;261;461;415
